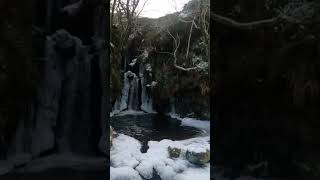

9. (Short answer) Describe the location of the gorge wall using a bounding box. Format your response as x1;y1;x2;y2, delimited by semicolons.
0;0;108;173
111;11;210;119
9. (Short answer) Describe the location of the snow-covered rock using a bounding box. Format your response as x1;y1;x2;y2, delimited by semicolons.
129;58;138;67
186;149;210;165
145;64;152;72
110;134;141;168
110;134;210;180
168;146;181;158
111;167;142;180
174;165;210;180
110;114;211;180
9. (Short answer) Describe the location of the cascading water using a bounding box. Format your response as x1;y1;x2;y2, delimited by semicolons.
112;71;134;113
140;76;153;113
112;62;155;115
169;97;176;115
128;74;140;110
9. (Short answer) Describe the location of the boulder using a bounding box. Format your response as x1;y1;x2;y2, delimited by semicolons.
168;146;181;158
186;149;210;165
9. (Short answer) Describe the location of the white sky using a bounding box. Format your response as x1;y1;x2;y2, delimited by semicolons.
137;0;191;18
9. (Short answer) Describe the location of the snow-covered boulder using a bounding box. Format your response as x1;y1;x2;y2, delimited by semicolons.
186;149;210;165
110;167;142;180
168;146;181;158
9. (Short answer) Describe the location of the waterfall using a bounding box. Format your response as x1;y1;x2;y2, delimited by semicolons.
112;71;134;113
112;64;155;115
128;75;140;110
170;97;176;115
140;76;153;113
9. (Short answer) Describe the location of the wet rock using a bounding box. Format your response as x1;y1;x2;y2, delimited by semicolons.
186;149;210;165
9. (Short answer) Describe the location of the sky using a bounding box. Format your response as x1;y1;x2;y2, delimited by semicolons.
137;0;191;18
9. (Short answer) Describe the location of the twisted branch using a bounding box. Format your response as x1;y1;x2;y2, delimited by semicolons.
166;29;199;71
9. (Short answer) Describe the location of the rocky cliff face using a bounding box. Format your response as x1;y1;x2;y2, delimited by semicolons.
111;14;210;119
0;0;108;174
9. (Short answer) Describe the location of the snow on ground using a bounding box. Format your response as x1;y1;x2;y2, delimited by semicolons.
110;113;211;180
111;134;210;180
168;113;210;134
111;167;143;180
111;134;142;168
174;165;210;180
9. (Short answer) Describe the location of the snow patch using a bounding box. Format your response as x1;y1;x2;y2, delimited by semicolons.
110;134;142;168
168;113;210;133
174;165;210;180
129;58;138;67
111;167;142;180
110;134;210;180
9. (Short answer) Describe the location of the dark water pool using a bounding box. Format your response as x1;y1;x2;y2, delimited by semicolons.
111;113;201;152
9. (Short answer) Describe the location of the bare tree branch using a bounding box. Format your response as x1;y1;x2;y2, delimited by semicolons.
186;22;194;58
154;50;174;56
136;0;149;17
211;11;304;30
211;12;281;29
111;0;117;27
166;29;199;72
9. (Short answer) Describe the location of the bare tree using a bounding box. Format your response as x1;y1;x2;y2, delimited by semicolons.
112;0;148;50
175;0;209;59
170;0;210;71
172;38;199;71
211;12;282;29
162;29;199;72
209;4;306;30
111;0;117;25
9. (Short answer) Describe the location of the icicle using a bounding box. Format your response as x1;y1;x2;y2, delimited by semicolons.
170;97;176;115
128;75;140;110
119;71;132;111
112;60;156;115
140;76;154;113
